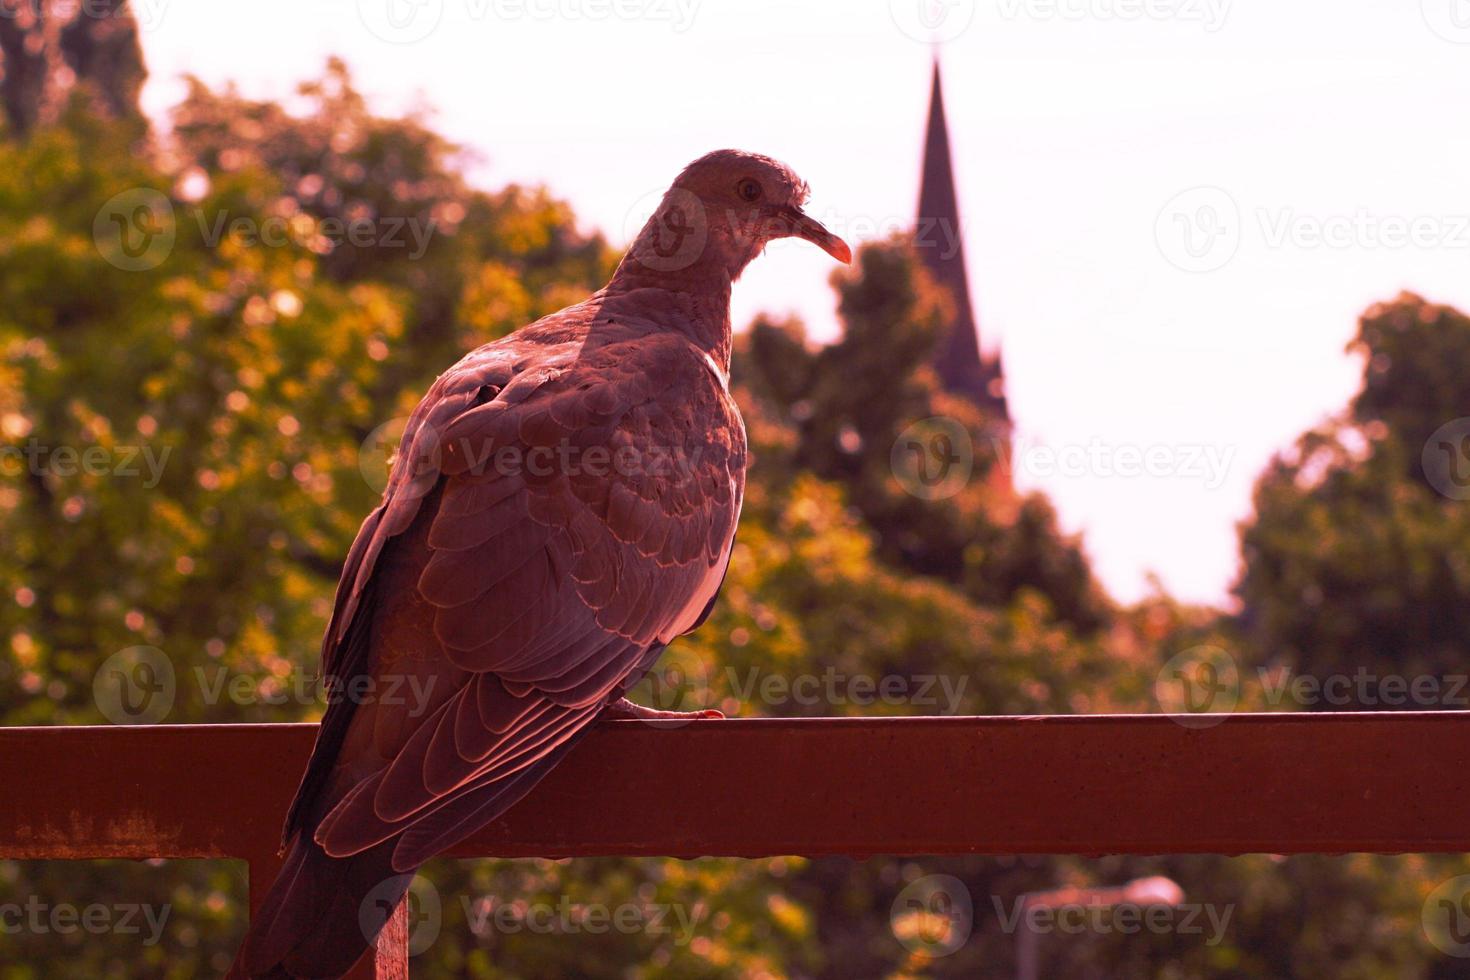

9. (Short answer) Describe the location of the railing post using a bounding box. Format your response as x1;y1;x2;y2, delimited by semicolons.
341;895;408;979
369;897;411;979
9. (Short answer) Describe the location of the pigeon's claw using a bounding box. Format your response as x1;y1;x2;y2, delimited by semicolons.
600;697;726;722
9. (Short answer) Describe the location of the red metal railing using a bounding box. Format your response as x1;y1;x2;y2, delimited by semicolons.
5;713;1470;976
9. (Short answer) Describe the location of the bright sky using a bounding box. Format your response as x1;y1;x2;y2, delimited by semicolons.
135;0;1470;607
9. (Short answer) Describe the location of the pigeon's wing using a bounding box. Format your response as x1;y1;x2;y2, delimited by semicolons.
288;329;744;873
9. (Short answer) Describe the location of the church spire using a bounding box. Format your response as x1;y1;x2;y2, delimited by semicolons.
917;59;1009;428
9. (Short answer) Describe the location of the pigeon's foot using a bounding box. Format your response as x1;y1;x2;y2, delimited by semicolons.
601;697;725;722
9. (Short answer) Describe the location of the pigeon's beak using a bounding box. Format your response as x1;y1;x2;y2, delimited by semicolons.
777;205;852;264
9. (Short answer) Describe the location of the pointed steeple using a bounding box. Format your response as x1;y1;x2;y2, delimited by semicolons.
917;59;1009;428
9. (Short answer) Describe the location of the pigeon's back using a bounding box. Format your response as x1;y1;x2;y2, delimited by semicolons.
230;296;747;978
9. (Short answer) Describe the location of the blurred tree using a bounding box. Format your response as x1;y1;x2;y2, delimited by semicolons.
168;58;610;368
1236;293;1470;686
0;0;146;137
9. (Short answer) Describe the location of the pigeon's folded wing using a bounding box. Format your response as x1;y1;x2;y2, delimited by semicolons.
292;330;744;872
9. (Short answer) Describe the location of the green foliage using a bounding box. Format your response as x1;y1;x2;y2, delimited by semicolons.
1237;293;1470;682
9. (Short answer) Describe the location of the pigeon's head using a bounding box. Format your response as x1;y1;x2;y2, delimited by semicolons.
622;149;851;283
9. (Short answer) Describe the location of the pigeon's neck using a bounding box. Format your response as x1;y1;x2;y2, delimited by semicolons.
602;265;734;370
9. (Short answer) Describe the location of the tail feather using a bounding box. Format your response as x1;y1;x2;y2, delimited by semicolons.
229;834;410;979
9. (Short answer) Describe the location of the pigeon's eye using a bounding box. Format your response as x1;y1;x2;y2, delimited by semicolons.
736;178;762;202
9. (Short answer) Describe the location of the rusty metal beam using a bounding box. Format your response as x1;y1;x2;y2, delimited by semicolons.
3;713;1470;860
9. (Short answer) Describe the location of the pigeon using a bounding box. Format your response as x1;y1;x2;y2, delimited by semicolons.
229;149;851;978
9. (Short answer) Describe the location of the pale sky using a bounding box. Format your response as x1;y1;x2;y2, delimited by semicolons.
135;0;1470;606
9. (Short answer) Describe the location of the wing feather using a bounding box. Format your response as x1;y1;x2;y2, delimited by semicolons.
287;316;746;872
